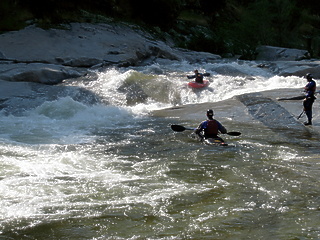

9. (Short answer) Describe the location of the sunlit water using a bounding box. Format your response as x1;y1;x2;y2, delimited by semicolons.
1;61;320;239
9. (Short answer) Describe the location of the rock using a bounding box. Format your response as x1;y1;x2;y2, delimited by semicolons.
0;22;221;85
270;61;320;79
256;45;310;61
0;23;140;64
236;92;306;132
154;88;319;144
0;23;220;68
1;22;320;88
0;79;34;99
212;65;255;79
0;63;82;84
56;57;104;67
279;64;320;79
0;51;6;59
173;48;221;63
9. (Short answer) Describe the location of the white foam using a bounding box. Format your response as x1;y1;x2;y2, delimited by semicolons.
0;96;136;144
90;62;305;112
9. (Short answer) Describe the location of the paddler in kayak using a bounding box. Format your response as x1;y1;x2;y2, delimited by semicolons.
195;109;227;141
187;70;210;84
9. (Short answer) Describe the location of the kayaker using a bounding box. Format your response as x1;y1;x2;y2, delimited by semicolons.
303;73;316;125
195;109;227;140
187;70;209;84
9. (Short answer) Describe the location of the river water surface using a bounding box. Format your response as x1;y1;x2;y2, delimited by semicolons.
1;61;320;239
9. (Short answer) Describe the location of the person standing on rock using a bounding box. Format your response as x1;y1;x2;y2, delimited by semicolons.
303;73;316;125
195;109;227;140
187;70;210;84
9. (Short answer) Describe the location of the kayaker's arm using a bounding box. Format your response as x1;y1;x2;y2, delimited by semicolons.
194;123;202;135
194;123;205;140
217;122;227;134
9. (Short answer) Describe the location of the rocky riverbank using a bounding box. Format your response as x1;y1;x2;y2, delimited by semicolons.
1;22;320;135
0;22;221;85
0;22;319;85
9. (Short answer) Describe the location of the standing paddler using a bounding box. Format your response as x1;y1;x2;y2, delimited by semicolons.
303;73;316;125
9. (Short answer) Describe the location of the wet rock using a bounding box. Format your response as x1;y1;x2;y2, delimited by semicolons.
278;63;320;79
175;49;221;63
0;51;6;59
154;88;320;144
256;45;310;61
236;92;305;130
56;57;104;67
0;63;82;84
0;22;221;85
212;65;255;79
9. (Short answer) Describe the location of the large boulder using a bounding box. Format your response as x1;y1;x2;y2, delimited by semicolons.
212;65;256;79
256;45;310;61
0;23;220;67
0;63;82;84
278;63;320;79
263;61;320;79
0;23;148;65
0;22;221;84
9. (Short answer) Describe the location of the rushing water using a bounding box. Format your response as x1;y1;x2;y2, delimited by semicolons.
1;60;320;239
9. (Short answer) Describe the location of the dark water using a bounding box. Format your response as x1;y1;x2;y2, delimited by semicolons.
1;62;320;239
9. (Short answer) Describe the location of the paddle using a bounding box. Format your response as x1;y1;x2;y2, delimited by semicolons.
186;72;210;79
171;125;194;132
297;110;305;119
170;124;241;136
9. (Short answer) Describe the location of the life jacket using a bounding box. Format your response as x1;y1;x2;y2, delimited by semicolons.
311;81;316;96
306;80;316;92
195;73;203;83
204;120;218;137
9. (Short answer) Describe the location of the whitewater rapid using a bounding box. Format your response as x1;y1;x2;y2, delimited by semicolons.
1;60;319;239
77;61;305;113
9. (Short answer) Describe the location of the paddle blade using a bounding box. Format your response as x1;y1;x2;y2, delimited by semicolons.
171;125;186;132
227;131;241;136
171;125;195;132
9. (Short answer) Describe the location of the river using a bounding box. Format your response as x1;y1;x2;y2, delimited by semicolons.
0;60;320;239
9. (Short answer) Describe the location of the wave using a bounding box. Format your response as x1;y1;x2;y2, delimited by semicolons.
0;61;306;145
87;62;305;113
0;97;136;144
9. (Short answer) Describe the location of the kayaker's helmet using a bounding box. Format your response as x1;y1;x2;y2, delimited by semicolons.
306;73;313;80
207;109;214;117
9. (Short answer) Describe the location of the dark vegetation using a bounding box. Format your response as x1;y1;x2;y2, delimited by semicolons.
1;0;320;59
